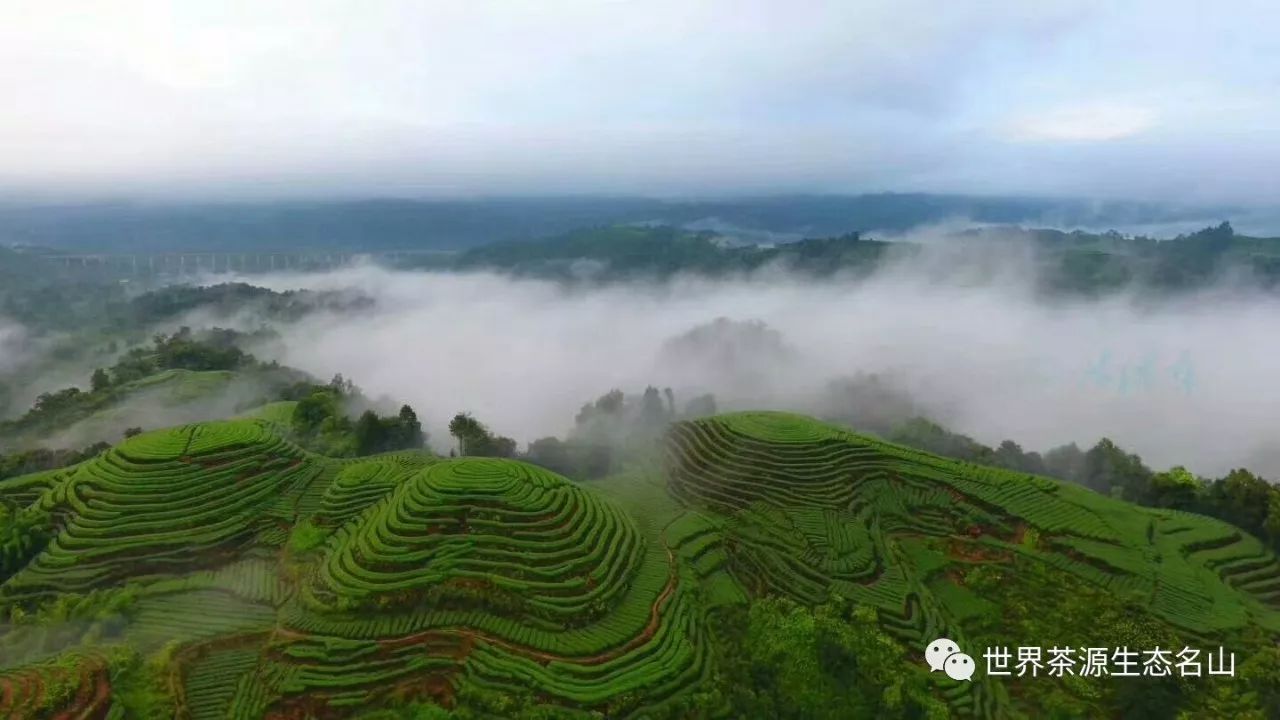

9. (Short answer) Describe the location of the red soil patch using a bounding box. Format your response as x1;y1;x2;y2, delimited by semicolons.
1;658;111;720
388;672;458;709
50;660;111;720
946;538;1012;563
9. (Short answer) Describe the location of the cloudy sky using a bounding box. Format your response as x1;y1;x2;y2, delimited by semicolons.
1;1;1277;202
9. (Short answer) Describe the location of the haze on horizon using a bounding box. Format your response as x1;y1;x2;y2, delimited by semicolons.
2;1;1278;205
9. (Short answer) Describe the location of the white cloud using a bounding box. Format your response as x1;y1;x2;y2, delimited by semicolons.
0;319;32;375
0;1;1276;201
1005;102;1157;142
236;258;1280;479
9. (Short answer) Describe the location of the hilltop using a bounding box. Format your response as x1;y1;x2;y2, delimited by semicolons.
1;411;1277;718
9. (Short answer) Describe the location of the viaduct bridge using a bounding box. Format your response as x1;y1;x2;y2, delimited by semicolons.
37;249;452;275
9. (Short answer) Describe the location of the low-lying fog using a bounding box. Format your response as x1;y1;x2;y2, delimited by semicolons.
215;253;1280;480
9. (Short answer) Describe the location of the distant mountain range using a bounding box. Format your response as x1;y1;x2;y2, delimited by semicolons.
0;193;1251;253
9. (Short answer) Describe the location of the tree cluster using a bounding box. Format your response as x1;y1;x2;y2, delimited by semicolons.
522;387;717;479
0;442;111;483
290;375;426;457
0;502;51;584
354;406;425;456
447;413;516;458
712;596;947;719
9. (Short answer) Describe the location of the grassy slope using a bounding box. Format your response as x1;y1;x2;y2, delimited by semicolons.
0;412;1277;718
2;369;301;454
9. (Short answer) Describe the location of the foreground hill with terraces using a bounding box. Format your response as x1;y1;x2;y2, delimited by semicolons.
1;412;1278;718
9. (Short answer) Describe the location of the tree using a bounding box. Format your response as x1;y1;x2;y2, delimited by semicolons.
1081;438;1152;500
1265;492;1280;545
349;406;427;456
449;412;515;458
993;439;1046;474
1043;443;1086;484
151;326;250;371
329;373;355;396
110;350;156;384
639;386;668;429
489;435;517;458
293;391;340;436
1149;466;1202;510
354;410;387;455
123;427;143;439
729;596;945;719
90;368;111;393
0;503;52;583
397;405;425;448
1212;468;1272;535
889;417;993;465
683;393;717;419
574;389;624;427
449;413;483;456
526;437;570;474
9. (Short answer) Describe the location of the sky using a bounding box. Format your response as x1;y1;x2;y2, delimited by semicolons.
1;1;1278;202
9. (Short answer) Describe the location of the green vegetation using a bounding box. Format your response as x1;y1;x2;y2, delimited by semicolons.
0;277;370;424
454;226;894;282
524;386;701;479
289;375;426;457
879;416;1280;556
1;410;1276;717
449;221;1280;296
714;597;947;719
446;412;516;458
661;412;1280;717
0;271;369;335
2;330;425;492
0;327;296;441
1;442;110;483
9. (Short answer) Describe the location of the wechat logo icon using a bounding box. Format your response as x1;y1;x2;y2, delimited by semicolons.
926;638;976;681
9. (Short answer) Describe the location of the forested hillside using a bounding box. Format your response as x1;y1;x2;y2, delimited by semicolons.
447;222;1280;295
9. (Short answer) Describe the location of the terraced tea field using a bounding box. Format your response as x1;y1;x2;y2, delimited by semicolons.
1;413;1277;718
666;412;1280;717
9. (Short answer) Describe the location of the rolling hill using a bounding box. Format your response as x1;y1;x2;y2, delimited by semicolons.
1;412;1277;718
